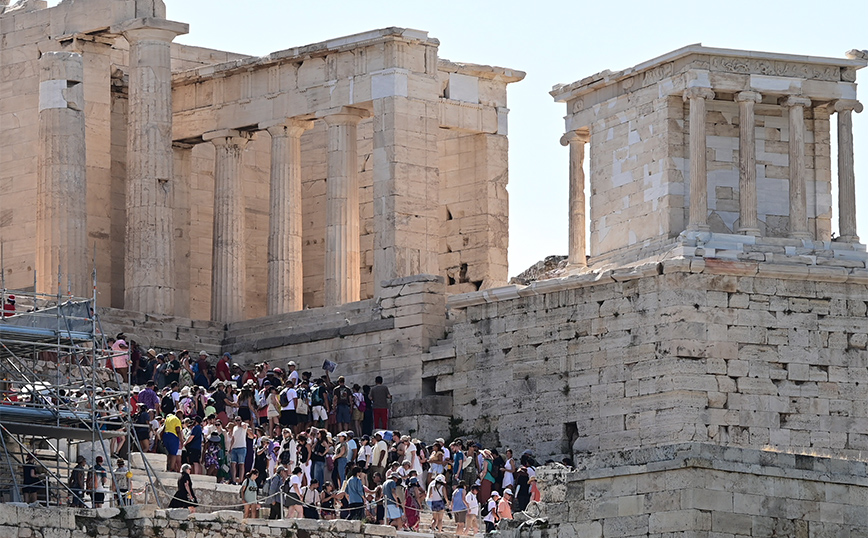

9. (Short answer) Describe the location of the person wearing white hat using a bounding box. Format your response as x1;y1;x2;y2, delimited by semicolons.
426;473;448;531
484;491;500;532
498;488;514;521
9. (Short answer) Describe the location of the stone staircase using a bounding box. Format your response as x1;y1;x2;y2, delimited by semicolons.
128;452;242;509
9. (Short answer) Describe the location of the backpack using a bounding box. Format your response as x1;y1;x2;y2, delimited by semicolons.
480;499;490;517
279;388;290;407
311;386;324;406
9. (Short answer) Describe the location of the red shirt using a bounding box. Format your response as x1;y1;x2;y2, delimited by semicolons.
216;358;231;381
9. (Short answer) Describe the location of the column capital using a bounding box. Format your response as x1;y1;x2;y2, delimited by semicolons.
560;129;590;146
261;118;315;138
112;17;189;42
736;91;762;103
319;106;371;125
683;87;715;102
830;99;864;114
203;129;254;146
778;95;812;108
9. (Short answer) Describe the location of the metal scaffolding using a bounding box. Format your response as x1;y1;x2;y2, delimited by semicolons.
0;262;159;507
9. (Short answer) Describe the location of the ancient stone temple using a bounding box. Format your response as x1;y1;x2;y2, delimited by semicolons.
3;0;868;534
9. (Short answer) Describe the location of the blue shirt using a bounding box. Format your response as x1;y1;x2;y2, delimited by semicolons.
188;424;203;450
383;480;398;506
346;476;365;504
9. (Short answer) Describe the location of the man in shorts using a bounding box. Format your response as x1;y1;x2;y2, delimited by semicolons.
279;378;298;430
163;413;183;472
310;378;329;427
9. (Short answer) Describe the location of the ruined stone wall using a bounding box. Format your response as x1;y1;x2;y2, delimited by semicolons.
0;504;405;538
444;259;868;460
501;443;868;537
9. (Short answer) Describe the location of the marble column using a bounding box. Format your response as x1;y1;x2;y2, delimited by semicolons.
683;87;715;232
203;130;253;323
560;129;590;266
832;99;863;242
37;51;88;296
116;18;188;314
779;95;812;239
323;108;367;307
263;119;313;315
736;91;762;236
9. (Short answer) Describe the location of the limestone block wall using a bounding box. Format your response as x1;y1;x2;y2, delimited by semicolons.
222;275;450;436
501;443;868;537
0;504;404;538
445;259;868;460
586;91;683;260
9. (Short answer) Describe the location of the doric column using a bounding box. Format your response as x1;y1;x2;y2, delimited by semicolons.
832;99;863;242
37;51;88;296
683;87;715;232
736;91;762;236
203;130;253;323
323;108;367;307
262;119;313;315
116;18;188;314
779;95;812;239
560;129;590;266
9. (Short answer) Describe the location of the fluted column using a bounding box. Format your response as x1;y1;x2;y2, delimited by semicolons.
263;119;313;315
560;129;590;266
832;99;863;242
735;91;762;236
204;130;253;323
779;95;812;239
116;18;188;314
683;87;715;232
323;108;366;306
37;52;88;296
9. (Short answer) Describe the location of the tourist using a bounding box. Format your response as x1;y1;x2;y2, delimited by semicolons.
351;383;365;436
310;378;329;428
451;480;468;535
361;384;374;435
216;352;231;381
382;472;404;529
320;481;338;520
114;458;131;506
483;491;500;532
369;376;391;430
332;376;353;434
369;431;389;482
22;454;43;504
282;466;304;519
185;416;204;474
498;487;514;521
479;449;496;506
162;412;183;472
502;448;516;491
333;431;349;487
344;466;367;520
403;476;425;531
278;378;298;432
240;469;260;518
466;483;480;536
168;464;197;512
301;478;320;519
229;416;253;484
69;456;87;508
264;465;288;519
426;473;448;532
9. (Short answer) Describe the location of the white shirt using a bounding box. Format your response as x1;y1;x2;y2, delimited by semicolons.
288;370;299;386
406;443;422;474
230;423;248;449
290;474;303;496
357;444;372;464
484;499;497;523
281;388;297;411
466;491;479;514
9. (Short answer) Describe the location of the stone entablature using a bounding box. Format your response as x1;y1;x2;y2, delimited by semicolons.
551;45;866;270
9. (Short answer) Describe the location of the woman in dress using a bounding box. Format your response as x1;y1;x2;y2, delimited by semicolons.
267;386;281;433
168;464;198;512
240;469;260;518
237;384;256;428
404;477;425;531
501;448;516;491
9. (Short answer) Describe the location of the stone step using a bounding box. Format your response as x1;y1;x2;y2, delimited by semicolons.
424;343;456;361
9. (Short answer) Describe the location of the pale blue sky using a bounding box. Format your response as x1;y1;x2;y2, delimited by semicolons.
48;0;868;275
